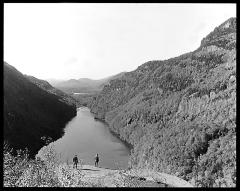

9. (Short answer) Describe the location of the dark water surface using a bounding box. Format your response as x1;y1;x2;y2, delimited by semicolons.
40;107;130;169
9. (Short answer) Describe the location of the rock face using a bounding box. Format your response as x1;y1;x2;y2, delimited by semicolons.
200;17;236;49
4;62;77;158
89;18;236;187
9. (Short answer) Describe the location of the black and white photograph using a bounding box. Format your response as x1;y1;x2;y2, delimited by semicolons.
3;3;236;187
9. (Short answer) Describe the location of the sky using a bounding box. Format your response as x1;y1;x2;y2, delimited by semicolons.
4;3;236;80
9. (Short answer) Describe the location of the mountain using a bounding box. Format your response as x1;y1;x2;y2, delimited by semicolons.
89;18;236;187
25;75;78;107
4;62;77;157
50;72;126;94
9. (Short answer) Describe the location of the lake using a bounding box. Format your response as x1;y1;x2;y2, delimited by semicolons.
37;107;130;169
73;93;89;95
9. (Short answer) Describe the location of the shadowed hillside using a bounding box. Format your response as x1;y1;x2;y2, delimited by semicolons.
26;75;78;107
4;62;77;157
89;18;236;187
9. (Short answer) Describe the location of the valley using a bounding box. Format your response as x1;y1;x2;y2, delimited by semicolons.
3;17;236;187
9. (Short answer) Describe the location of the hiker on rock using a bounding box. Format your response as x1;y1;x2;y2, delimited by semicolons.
95;153;99;167
73;155;78;169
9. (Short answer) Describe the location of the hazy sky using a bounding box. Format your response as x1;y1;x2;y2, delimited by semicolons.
4;3;236;80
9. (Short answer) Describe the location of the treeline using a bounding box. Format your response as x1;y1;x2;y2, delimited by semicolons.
89;18;236;187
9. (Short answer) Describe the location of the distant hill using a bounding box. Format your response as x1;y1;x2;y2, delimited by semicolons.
89;18;236;187
4;62;77;157
49;72;126;94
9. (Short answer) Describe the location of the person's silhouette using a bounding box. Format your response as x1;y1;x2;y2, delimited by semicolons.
95;153;99;167
73;155;78;169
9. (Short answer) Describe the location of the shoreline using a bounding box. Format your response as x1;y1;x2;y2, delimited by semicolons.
91;110;134;151
38;107;133;163
35;106;77;158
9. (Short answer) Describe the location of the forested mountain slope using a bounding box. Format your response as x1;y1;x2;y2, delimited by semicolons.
89;18;236;187
26;75;78;107
4;62;77;157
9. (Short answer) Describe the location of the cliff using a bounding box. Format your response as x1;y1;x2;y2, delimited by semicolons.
89;18;236;187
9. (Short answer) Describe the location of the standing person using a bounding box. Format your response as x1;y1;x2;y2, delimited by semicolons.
73;155;78;169
95;153;99;167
